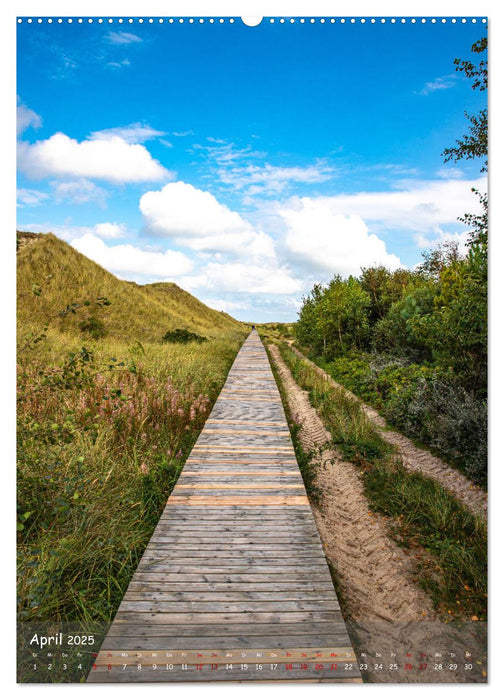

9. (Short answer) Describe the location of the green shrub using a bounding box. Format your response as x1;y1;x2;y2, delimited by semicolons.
162;328;207;344
385;377;487;486
78;316;107;339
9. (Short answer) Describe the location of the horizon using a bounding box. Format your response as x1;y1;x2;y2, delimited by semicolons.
16;16;487;323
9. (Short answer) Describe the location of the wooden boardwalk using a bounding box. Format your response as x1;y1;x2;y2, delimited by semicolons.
88;331;361;682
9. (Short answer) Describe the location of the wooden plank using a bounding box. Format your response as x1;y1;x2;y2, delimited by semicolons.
93;634;354;651
117;601;340;613
104;622;349;637
131;581;333;590
172;484;306;490
167;498;310;505
122;591;338;602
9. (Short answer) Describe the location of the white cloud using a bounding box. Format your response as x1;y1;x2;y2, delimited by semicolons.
70;233;193;282
107;58;131;70
93;222;126;239
140;181;303;298
105;31;142;45
140;181;276;260
17;100;42;135
310;177;487;234
200;297;251;313
51;178;108;205
414;227;470;254
181;262;302;296
89;123;165;144
417;75;456;95
24;222;127;241
194;138;335;196
436;167;465;179
17;188;48;207
217;161;336;196
17;132;172;183
278;198;402;277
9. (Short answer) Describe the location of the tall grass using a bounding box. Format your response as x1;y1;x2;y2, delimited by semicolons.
277;342;487;620
17;333;244;624
263;343;319;502
279;344;394;467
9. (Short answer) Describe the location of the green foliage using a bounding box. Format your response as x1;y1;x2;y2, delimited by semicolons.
79;316;107;339
279;344;393;468
17;241;245;626
296;275;371;358
162;328;207;344
442;36;487;172
323;353;486;487
384;377;487;486
359;266;414;324
373;283;437;363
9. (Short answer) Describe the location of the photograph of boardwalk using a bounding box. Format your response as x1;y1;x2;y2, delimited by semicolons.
16;10;488;685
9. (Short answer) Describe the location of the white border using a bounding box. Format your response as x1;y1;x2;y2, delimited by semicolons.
3;3;501;699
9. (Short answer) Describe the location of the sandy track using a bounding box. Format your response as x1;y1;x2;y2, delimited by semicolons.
289;345;487;520
268;344;486;683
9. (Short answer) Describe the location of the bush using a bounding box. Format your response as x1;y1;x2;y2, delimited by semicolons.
323;353;486;486
384;377;487;486
78;316;107;339
162;328;207;344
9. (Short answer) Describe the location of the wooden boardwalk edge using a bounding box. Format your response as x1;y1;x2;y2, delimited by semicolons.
87;330;361;683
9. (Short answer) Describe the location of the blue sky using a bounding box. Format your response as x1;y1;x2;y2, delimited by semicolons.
16;15;488;322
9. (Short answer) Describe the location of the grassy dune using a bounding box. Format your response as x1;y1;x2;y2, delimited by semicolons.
17;231;243;344
17;232;247;624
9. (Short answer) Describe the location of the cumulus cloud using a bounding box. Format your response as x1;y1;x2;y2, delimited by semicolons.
181;261;302;296
310;177;487;234
17;100;42;135
70;233;193;282
140;181;276;260
89;123;165;144
17;132;172;183
278;198;402;277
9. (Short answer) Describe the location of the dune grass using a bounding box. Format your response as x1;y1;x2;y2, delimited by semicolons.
17;232;244;344
17;334;244;624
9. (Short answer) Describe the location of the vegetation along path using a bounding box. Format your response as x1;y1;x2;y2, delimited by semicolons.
289;345;487;520
269;344;485;683
88;330;361;683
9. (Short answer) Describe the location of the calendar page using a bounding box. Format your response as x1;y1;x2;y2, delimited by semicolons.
16;4;488;685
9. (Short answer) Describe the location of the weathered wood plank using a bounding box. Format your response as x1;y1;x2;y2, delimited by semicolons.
104;622;349;637
116;601;340;613
122;591;338;602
